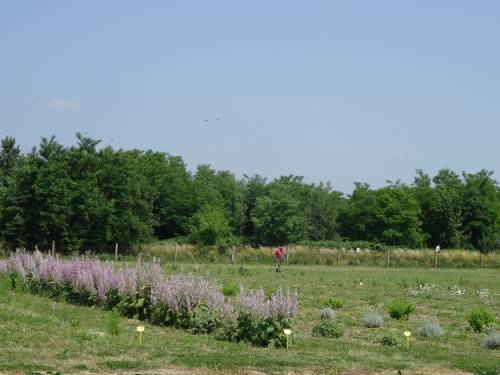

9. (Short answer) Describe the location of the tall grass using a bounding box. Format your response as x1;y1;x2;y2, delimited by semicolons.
137;243;500;268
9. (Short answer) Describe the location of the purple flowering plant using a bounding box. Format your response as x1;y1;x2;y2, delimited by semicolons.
1;250;298;347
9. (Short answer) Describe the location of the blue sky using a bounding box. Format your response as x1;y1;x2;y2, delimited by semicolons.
1;1;499;193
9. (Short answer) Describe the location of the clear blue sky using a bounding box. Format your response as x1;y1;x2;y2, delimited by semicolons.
1;1;499;193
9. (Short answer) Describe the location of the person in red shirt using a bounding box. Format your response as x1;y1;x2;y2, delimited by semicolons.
274;245;285;273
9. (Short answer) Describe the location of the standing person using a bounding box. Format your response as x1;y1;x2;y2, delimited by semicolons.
274;245;284;273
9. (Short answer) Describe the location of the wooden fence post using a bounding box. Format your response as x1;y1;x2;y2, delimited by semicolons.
480;251;483;269
336;249;339;265
52;240;55;256
231;245;235;264
114;242;118;261
434;251;438;269
174;243;178;263
386;250;390;268
286;246;289;264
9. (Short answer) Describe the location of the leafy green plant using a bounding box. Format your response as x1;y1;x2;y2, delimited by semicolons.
222;283;238;297
236;312;291;347
379;334;397;347
386;300;414;320
312;320;343;338
325;297;344;309
191;305;221;334
238;266;250;276
466;308;494;333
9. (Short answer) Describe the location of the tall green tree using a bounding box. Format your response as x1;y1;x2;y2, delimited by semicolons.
0;137;21;188
338;182;424;247
251;176;309;246
461;170;500;250
432;169;464;248
242;174;267;240
188;204;232;247
305;182;343;241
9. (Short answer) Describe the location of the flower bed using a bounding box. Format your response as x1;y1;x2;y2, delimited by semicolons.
1;251;297;347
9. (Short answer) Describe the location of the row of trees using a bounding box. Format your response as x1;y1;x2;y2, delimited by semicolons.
0;134;499;252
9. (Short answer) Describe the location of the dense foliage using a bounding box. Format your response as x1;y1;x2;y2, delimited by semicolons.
0;135;499;252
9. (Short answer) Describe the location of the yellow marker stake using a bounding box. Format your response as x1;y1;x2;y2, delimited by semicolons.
284;329;292;350
137;325;145;344
403;331;411;349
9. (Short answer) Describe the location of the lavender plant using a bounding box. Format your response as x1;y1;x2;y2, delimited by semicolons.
319;307;335;320
236;287;298;347
4;250;298;347
418;322;444;338
362;311;384;328
484;330;500;349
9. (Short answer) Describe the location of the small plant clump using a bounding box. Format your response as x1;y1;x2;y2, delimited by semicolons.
483;330;500;349
319;307;335;320
379;334;397;347
386;300;415;320
325;297;344;309
418;322;444;338
466;307;494;333
105;311;121;336
362;311;383;328
222;283;238;297
312;319;343;338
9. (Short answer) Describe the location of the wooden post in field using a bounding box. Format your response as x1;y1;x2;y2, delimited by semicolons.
336;249;339;265
114;242;118;261
386;250;390;268
52;240;55;256
174;243;178;263
434;251;438;269
480;251;483;269
231;245;235;264
286;246;289;264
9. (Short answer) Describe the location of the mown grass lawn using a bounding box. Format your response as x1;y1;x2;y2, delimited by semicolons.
0;263;499;374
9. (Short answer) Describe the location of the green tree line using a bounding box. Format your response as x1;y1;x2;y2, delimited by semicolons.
0;135;499;252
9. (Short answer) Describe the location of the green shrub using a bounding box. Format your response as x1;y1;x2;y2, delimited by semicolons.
325;297;344;309
466;308;494;333
386;300;415;320
222;284;238;297
237;312;291;347
191;305;220;334
379;334;397;346
312;320;343;338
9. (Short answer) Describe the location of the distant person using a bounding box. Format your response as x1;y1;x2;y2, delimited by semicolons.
274;246;285;273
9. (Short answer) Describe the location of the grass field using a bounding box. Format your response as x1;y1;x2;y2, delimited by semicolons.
0;262;499;374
